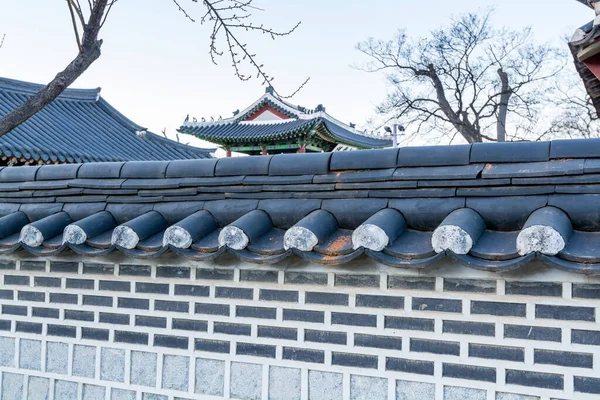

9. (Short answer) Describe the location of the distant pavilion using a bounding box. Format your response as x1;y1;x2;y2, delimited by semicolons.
179;87;392;156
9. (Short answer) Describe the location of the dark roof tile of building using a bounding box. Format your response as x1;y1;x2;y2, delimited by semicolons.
0;77;212;163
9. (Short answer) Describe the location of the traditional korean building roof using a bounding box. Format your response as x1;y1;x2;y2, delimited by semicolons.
179;88;392;154
1;139;600;274
571;2;600;116
0;77;212;165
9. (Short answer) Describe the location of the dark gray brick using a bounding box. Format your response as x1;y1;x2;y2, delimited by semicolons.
214;322;251;336
331;312;376;327
115;331;148;345
136;282;169;294
155;300;189;313
66;279;94;289
575;376;600;394
443;363;496;383
2;305;27;316
388;276;435;291
282;347;324;363
5;275;30;285
83;295;112;307
285;272;328;286
16;322;42;334
99;313;130;325
21;261;45;271
573;284;600;299
505;282;562;297
469;344;524;362
332;352;378;369
47;324;76;338
258;326;297;340
335;274;379;288
195;339;230;353
355;334;401;350
0;290;13;300
174;284;209;297
471;301;526;317
283;309;324;323
534;349;593;368
410;339;460;356
236;343;276;358
385;316;434;332
50;262;78;273
118;297;149;310
33;277;60;287
99;280;130;292
386;358;434;375
156;266;190;279
82;328;109;341
0;320;9;331
18;291;44;302
305;292;348;306
536;304;595;322
83;263;114;275
504;325;561;342
505;370;563;390
119;264;151;276
240;270;278;283
154;335;188;349
356;294;404;309
136;316;167;328
443;320;495;336
32;307;59;319
65;310;94;322
305;330;346;345
236;306;276;319
50;293;78;304
443;279;496;293
172;319;207;332
0;260;16;270
195;303;229;316
259;289;298;302
412;297;462;313
197;268;234;281
215;287;253;300
572;329;600;346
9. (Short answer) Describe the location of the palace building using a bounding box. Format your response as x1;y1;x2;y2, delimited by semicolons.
179;87;392;156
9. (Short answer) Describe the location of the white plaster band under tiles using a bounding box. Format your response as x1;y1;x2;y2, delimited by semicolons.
0;255;599;400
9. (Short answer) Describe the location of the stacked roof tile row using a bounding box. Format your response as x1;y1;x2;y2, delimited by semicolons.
1;139;600;274
0;77;212;163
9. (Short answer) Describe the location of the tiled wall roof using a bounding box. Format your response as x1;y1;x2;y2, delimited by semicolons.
1;139;600;274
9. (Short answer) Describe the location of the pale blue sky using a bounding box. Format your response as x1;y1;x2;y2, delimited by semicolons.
0;0;593;145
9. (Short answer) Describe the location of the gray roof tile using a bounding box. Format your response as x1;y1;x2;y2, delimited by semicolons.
0;77;211;162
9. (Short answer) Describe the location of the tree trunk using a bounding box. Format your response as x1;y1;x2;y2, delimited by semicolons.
0;43;102;137
496;68;511;142
427;64;481;143
0;0;108;137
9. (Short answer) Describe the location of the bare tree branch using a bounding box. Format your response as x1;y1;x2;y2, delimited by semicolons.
0;0;305;137
356;10;566;144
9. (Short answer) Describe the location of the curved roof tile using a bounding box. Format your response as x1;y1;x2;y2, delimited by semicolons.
0;140;599;274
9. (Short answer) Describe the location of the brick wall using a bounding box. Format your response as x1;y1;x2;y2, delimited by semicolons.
0;257;599;400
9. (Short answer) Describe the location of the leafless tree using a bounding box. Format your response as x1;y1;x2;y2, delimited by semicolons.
356;11;565;144
0;0;304;137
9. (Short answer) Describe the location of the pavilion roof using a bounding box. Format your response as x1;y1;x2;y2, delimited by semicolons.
179;89;392;150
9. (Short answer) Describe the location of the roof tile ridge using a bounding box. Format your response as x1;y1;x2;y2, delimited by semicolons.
0;76;101;102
